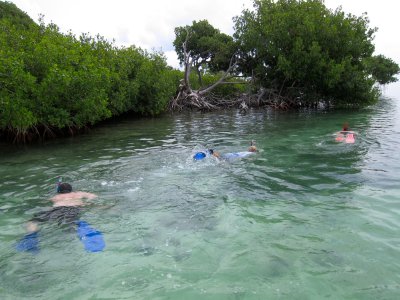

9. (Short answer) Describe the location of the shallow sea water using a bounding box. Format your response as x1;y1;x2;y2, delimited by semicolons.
1;94;399;299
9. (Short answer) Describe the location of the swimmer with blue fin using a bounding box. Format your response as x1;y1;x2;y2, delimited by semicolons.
16;178;105;254
193;141;257;161
193;149;220;160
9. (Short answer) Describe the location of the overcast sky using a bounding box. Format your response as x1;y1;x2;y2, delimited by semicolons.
7;0;400;95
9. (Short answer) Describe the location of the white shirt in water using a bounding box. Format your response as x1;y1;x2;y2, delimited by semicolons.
222;151;255;159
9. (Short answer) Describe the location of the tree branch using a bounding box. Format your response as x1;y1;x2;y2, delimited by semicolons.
182;28;193;94
198;54;237;95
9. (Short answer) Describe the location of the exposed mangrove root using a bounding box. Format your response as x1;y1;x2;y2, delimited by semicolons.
168;87;321;112
168;33;320;113
0;124;91;144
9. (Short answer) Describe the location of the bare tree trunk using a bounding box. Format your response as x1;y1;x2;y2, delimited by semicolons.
169;39;239;111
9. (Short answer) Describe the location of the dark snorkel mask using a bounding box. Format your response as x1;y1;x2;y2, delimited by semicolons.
56;177;72;193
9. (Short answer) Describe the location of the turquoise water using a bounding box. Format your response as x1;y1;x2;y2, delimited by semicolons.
1;95;400;299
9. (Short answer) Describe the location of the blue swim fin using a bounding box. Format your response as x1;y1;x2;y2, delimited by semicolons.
193;152;207;160
16;232;39;254
76;220;105;252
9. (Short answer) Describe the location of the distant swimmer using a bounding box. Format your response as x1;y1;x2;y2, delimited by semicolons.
335;122;355;143
193;149;220;160
193;141;258;161
221;141;258;160
16;179;105;253
248;140;258;152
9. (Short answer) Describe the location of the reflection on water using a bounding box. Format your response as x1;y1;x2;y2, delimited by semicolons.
1;98;400;298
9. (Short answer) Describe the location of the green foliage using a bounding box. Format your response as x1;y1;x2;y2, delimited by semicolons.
0;54;37;130
234;0;399;106
189;73;247;97
173;20;236;84
0;1;37;30
29;25;112;128
364;55;400;85
0;2;180;140
0;18;37;131
134;51;181;115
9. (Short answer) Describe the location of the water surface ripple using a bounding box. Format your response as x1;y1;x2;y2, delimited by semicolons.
1;98;400;299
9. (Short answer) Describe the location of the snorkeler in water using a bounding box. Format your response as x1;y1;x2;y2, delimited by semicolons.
193;149;220;160
193;141;258;161
16;180;104;253
248;140;258;152
335;122;356;143
25;182;97;233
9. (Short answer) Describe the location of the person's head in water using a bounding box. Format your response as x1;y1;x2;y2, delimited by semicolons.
248;140;257;152
342;122;349;131
57;183;72;193
208;149;220;158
